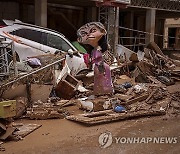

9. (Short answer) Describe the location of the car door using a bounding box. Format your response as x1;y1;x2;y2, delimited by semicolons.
41;32;87;75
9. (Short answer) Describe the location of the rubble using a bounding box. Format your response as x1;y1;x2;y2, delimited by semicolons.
26;101;69;120
0;125;16;140
0;40;179;142
0;119;41;141
13;123;42;138
0;142;5;152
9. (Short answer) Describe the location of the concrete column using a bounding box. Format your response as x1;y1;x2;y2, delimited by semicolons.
145;9;156;44
108;7;116;51
35;0;47;27
114;7;119;54
175;28;180;49
163;25;169;48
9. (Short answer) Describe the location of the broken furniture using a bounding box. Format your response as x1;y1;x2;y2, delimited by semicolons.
55;73;81;99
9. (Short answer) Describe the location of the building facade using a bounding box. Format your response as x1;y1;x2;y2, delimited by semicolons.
0;0;180;51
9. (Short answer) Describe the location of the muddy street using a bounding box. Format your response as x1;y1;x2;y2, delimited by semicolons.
2;115;179;154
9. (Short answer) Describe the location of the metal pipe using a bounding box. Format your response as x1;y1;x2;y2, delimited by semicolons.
0;53;66;88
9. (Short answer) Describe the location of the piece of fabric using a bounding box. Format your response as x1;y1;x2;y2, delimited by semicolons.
83;53;90;67
27;58;41;66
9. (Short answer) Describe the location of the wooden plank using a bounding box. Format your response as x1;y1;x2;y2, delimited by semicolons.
145;89;158;103
122;94;149;105
66;110;166;125
0;127;16;140
13;124;42;138
147;42;165;56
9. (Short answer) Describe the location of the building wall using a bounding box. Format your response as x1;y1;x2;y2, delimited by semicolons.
20;4;34;24
0;2;19;20
165;18;180;25
119;10;146;51
164;18;180;49
0;1;97;41
155;18;165;48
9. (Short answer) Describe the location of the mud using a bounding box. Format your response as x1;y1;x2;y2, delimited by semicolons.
2;116;179;154
2;84;180;154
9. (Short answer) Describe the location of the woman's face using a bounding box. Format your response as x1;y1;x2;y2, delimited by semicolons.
78;25;104;45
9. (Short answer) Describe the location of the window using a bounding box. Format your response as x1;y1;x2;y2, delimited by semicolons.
10;29;42;44
46;33;72;51
10;28;73;51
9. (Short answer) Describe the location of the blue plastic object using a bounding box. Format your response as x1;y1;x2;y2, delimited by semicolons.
122;82;132;89
114;105;126;113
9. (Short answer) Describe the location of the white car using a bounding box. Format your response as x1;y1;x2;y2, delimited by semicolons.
0;20;87;75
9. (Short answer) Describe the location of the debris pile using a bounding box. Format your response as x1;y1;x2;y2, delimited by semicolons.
26;100;69;120
0;41;179;137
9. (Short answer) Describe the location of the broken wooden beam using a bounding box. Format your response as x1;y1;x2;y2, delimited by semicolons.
121;94;149;105
66;110;166;125
145;88;158;103
147;42;165;57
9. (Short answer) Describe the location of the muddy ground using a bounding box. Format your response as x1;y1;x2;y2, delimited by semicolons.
2;84;180;154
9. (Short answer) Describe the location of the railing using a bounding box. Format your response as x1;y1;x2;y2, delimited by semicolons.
118;34;146;52
0;35;17;81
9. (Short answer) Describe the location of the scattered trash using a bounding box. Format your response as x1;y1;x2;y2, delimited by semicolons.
78;100;93;111
27;58;42;67
133;84;148;94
